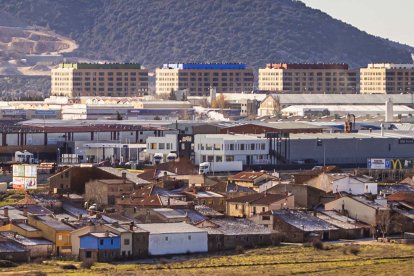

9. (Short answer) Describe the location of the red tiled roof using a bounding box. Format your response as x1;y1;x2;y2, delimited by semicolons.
387;192;414;206
228;171;266;181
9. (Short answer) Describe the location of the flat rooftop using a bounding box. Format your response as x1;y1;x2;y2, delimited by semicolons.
136;222;207;234
289;130;414;140
58;63;143;70
199;134;266;140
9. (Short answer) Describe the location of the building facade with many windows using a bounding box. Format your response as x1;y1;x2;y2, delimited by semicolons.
51;63;148;97
155;63;254;96
360;63;414;94
193;134;270;166
258;63;357;94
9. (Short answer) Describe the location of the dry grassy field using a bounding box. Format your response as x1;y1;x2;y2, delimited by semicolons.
2;243;413;275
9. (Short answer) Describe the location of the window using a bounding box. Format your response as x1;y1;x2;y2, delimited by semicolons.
100;239;104;245
150;143;157;150
216;156;222;162
188;235;191;240
159;143;165;150
206;144;213;150
229;144;235;151
262;216;270;221
124;239;130;245
86;251;92;258
165;236;168;241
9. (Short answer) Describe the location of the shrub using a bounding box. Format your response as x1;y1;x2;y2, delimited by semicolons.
61;264;77;270
312;239;324;250
80;260;95;269
32;272;47;276
235;245;245;254
0;260;17;268
349;246;360;256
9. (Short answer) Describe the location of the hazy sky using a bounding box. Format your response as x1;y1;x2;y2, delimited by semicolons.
300;0;414;46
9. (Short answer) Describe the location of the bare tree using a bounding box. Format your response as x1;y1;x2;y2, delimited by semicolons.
377;210;394;238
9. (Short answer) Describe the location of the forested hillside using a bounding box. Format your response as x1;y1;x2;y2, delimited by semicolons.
0;0;413;69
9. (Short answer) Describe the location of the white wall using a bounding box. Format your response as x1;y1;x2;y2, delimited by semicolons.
194;134;269;165
333;177;378;195
146;134;177;161
148;232;208;256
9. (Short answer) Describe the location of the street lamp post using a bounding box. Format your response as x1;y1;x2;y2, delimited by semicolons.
317;139;326;166
57;148;60;165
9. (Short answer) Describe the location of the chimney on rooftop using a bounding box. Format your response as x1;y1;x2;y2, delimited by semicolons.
129;221;134;231
3;207;9;217
23;206;28;217
105;230;110;237
122;171;127;184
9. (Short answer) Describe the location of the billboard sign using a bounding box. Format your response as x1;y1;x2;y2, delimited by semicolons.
367;158;414;170
367;159;387;169
12;165;37;189
12;177;25;189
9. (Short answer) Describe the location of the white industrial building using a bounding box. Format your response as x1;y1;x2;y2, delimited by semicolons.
281;105;414;117
146;134;178;163
136;223;208;256
194;134;270;165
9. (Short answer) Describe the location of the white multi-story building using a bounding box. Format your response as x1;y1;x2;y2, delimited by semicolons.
146;134;178;162
193;134;270;165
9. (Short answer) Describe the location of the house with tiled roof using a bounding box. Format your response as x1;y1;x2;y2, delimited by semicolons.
325;196;389;226
226;193;294;218
255;209;340;242
386;192;414;233
228;171;276;191
27;215;74;256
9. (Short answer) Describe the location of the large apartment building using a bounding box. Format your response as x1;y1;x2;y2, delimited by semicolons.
51;63;149;97
258;63;357;94
360;63;414;94
155;63;254;96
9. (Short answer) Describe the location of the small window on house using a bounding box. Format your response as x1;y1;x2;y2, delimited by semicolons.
188;235;191;240
124;239;130;245
111;239;114;245
86;251;92;258
100;239;104;245
262;216;270;221
165;236;168;241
